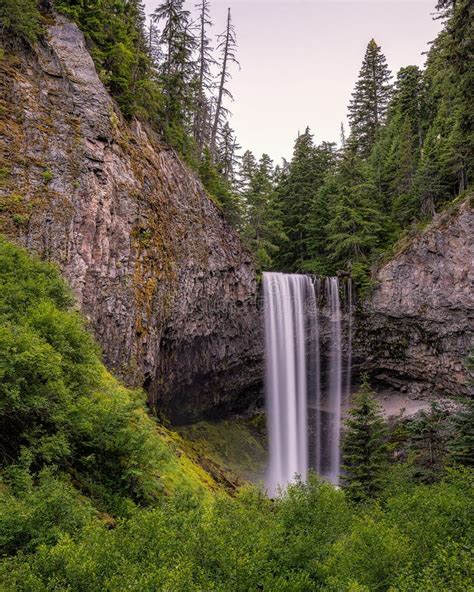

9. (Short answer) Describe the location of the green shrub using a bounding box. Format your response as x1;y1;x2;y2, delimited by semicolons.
0;0;41;44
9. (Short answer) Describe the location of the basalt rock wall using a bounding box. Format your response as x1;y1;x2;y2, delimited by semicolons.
0;17;262;423
355;198;473;398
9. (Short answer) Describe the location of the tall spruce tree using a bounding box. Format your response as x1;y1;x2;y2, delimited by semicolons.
152;0;197;136
449;354;474;467
275;129;335;272
342;376;388;501
325;145;387;285
211;8;239;157
370;65;426;223
216;122;240;184
193;0;215;155
348;39;393;158
406;403;448;483
240;152;285;269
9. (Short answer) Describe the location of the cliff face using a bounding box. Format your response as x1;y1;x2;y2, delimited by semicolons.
0;18;262;422
356;199;473;398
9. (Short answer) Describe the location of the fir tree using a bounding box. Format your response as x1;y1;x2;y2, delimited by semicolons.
194;0;215;154
216;122;240;184
325;146;387;281
240;153;285;269
211;8;239;157
348;39;393;158
152;0;197;133
449;354;474;467
275;129;335;272
371;65;426;222
406;403;448;483
342;376;388;501
199;147;242;227
0;0;41;44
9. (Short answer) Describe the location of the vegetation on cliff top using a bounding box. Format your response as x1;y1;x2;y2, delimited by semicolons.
1;0;471;288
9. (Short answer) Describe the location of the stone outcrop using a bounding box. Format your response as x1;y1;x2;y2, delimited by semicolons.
356;198;473;398
0;17;262;422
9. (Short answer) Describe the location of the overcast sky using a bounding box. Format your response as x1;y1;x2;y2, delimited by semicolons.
144;0;442;162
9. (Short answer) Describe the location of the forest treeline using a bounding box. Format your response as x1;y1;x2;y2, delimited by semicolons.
1;0;472;285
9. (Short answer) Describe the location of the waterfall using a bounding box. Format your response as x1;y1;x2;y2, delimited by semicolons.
345;278;353;402
324;277;342;485
264;273;314;494
264;272;349;493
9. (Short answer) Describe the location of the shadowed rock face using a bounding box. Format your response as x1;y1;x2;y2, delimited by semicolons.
355;199;474;398
0;17;263;422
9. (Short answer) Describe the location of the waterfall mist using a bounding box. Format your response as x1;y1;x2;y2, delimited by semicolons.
263;272;352;494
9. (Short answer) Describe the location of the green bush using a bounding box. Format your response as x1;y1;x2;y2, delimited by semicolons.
0;0;41;44
0;238;208;515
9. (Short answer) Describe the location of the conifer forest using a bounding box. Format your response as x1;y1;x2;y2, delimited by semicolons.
0;0;472;590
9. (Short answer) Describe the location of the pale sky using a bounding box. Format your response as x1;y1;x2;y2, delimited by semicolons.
144;0;442;162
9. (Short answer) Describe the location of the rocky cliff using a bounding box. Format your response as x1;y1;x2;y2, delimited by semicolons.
356;198;473;398
0;17;262;422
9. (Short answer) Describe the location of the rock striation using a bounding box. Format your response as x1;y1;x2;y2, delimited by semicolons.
0;17;262;422
356;198;473;398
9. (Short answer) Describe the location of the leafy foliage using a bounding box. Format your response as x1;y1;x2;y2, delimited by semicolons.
0;238;210;518
0;471;472;591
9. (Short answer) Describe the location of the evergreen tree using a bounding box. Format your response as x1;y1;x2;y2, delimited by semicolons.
449;354;474;467
199;147;242;227
211;8;239;157
194;0;215;155
56;0;160;118
275;129;335;272
240;153;285;269
370;66;426;222
406;403;448;483
152;0;197;134
0;0;41;44
325;146;387;284
348;39;393;158
216;122;240;184
342;376;388;501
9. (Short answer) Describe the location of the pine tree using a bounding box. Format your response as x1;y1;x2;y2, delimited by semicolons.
449;354;474;467
275;129;335;272
325;146;387;282
216;122;240;184
348;39;393;158
194;0;215;155
406;403;448;483
240;153;285;269
304;143;339;275
342;376;388;501
211;8;239;157
0;0;41;44
370;66;426;222
199;147;242;227
152;0;197;134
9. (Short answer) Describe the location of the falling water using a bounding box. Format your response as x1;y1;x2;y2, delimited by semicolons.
345;278;353;402
324;277;343;484
264;272;348;493
264;273;315;494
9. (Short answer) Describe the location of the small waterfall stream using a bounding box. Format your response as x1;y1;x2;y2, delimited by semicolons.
264;272;352;494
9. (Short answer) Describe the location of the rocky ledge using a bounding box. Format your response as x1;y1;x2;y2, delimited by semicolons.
355;198;473;398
